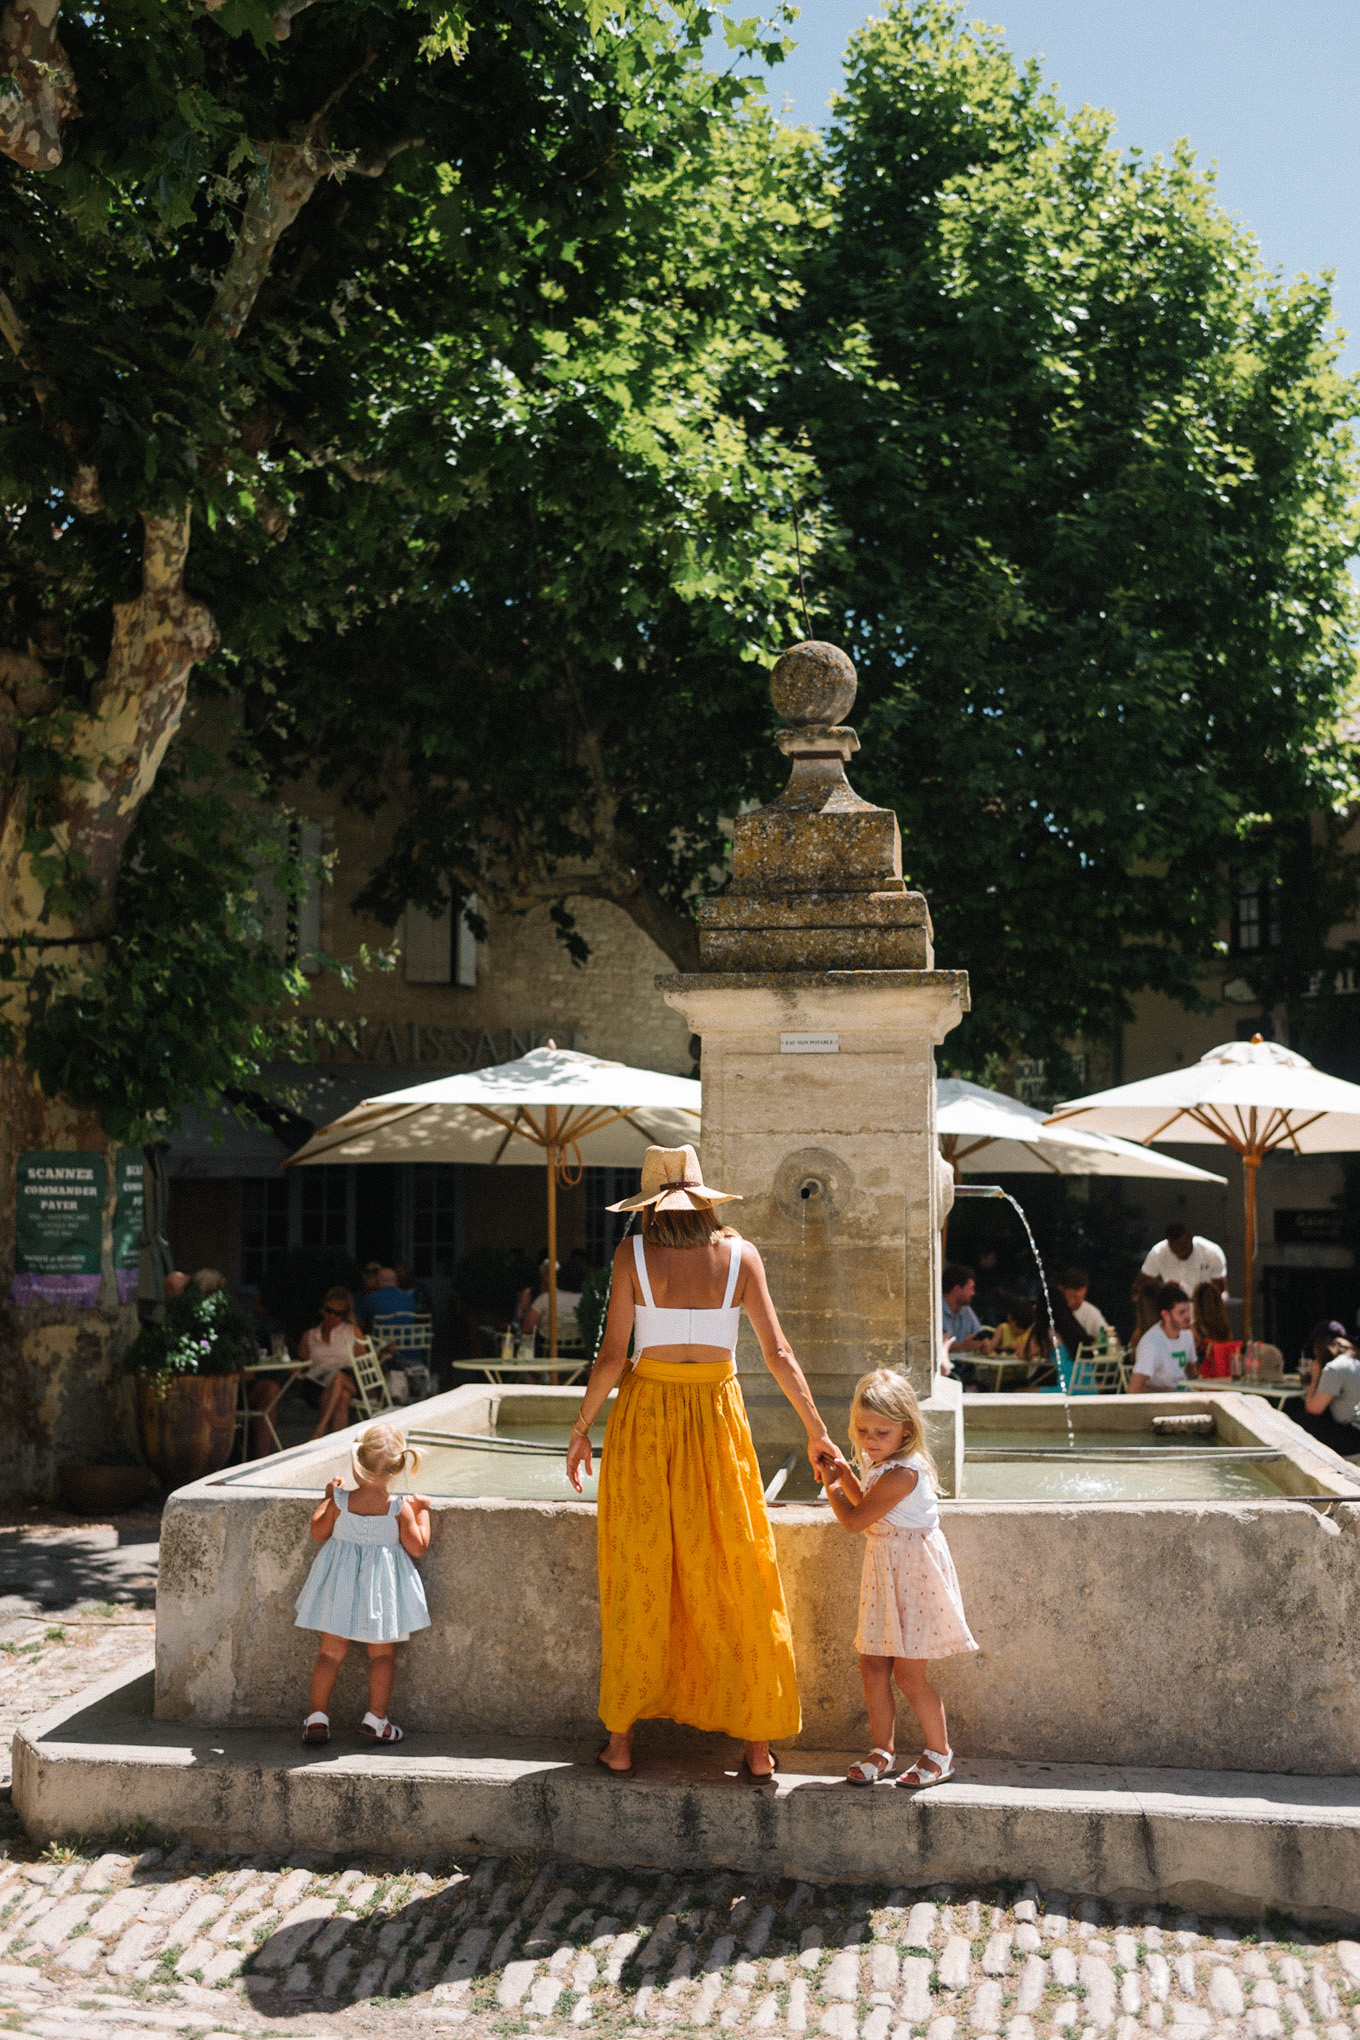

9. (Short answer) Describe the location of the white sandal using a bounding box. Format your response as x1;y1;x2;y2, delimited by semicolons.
897;1747;955;1787
846;1747;896;1786
359;1711;404;1743
302;1710;330;1747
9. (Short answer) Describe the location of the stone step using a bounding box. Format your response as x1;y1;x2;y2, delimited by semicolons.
13;1659;1360;1929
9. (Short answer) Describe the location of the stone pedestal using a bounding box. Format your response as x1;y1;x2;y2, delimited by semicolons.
655;639;970;1478
658;969;967;1450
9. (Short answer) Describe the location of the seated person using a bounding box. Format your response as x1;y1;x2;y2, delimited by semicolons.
941;1261;990;1386
1284;1322;1360;1458
1058;1267;1109;1344
524;1260;583;1346
1128;1283;1197;1393
1191;1281;1240;1377
990;1295;1037;1355
357;1266;416;1336
299;1287;363;1439
942;1262;989;1352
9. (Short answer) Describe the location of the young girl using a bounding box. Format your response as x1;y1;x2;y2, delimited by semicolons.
823;1369;977;1788
295;1422;432;1746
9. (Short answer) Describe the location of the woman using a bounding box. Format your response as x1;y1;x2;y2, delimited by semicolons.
565;1145;837;1780
300;1287;363;1439
1284;1321;1360;1457
1191;1281;1240;1377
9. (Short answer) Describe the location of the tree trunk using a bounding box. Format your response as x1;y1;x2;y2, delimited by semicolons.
0;1059;137;1500
0;514;217;1496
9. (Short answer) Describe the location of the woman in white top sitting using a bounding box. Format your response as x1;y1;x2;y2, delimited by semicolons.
300;1287;363;1439
565;1145;837;1781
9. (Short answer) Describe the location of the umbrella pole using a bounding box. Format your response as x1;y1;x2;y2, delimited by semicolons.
1242;1149;1260;1345
545;1111;559;1364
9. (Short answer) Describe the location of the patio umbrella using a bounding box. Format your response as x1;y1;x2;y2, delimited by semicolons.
1047;1035;1360;1338
938;1079;1227;1183
284;1044;700;1355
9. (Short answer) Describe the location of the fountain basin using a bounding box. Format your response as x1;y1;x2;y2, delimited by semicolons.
154;1382;1360;1773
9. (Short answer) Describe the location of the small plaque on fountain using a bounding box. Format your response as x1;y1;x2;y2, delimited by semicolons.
780;1032;840;1054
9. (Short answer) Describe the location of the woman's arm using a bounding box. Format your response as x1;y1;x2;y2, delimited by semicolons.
1305;1359;1334;1415
310;1478;341;1542
739;1243;838;1474
565;1243;637;1491
399;1495;432;1556
824;1464;916;1533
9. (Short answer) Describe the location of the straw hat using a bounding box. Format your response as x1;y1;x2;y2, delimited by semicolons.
606;1144;741;1213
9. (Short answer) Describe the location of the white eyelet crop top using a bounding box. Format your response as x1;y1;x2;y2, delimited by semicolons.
632;1233;743;1354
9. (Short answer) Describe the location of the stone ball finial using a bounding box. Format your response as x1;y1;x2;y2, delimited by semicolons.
770;640;857;729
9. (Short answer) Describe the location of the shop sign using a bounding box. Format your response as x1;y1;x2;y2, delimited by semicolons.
113;1150;143;1272
15;1151;106;1275
1273;1208;1345;1247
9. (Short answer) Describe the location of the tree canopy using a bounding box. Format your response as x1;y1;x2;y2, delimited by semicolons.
0;0;791;1137
4;0;1359;1128
789;0;1360;1067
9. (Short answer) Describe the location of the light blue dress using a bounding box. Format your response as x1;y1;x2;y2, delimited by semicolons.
294;1490;431;1644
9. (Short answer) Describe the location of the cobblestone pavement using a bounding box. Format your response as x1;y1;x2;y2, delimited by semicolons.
0;1835;1357;2040
0;1513;160;1790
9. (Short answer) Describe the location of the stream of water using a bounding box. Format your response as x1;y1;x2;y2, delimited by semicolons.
954;1184;1076;1450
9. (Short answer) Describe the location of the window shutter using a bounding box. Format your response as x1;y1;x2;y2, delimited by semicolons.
405;903;453;983
455;893;480;987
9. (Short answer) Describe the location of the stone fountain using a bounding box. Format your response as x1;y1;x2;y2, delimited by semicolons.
13;644;1360;1917
658;639;968;1480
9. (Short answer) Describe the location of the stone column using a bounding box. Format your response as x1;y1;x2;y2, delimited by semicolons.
657;641;969;1485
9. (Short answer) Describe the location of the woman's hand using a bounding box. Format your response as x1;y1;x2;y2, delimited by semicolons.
807;1432;839;1483
566;1433;594;1493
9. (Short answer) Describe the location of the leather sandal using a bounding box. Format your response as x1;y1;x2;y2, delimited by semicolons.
358;1712;404;1743
741;1750;781;1781
846;1747;895;1786
897;1747;955;1786
595;1744;633;1777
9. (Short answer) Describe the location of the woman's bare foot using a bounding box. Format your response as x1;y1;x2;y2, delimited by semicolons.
599;1731;633;1773
744;1739;775;1778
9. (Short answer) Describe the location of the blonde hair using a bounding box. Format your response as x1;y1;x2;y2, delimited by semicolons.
641;1204;736;1251
848;1368;938;1485
351;1422;420;1486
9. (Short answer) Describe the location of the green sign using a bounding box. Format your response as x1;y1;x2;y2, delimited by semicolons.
14;1151;106;1276
113;1150;143;1273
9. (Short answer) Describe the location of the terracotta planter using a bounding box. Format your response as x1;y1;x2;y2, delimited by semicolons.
57;1464;156;1514
135;1372;241;1488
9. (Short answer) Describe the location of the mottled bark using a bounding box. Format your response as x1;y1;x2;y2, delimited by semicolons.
0;0;76;172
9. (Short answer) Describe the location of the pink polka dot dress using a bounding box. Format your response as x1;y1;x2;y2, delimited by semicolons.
853;1455;978;1661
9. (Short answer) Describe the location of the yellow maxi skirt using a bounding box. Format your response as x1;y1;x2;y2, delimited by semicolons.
597;1356;801;1741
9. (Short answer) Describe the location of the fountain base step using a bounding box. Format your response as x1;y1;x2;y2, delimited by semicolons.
13;1659;1360;1926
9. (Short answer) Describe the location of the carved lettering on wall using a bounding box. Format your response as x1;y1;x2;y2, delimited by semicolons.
304;1019;580;1068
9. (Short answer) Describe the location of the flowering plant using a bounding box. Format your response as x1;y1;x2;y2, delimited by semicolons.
122;1288;261;1378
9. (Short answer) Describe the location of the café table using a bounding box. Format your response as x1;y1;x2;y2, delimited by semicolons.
1190;1373;1304;1407
236;1355;312;1458
457;1356;588;1386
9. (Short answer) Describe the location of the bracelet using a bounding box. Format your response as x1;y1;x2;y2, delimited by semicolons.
571;1415;591;1440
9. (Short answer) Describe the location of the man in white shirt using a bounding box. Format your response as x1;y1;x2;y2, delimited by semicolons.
1058;1267;1109;1343
1135;1223;1228;1308
1129;1283;1197;1393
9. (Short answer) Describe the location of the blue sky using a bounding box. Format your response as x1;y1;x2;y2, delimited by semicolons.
724;0;1360;372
